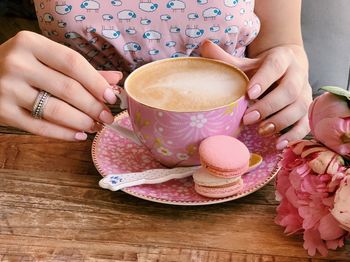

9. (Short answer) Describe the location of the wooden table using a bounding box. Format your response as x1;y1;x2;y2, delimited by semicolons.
1;17;350;262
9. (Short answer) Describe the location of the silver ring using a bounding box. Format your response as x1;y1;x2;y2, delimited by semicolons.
32;90;51;119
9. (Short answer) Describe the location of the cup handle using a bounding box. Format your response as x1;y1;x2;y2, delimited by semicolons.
112;85;128;109
107;121;142;145
108;86;141;145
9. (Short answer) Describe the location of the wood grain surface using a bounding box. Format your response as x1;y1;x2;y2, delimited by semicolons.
1;133;350;261
0;16;350;262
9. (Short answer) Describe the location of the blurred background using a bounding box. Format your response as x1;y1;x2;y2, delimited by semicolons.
301;0;350;95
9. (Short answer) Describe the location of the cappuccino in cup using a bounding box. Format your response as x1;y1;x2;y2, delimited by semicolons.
116;57;248;167
126;58;247;112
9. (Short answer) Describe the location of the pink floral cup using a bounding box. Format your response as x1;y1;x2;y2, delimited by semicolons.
112;57;249;167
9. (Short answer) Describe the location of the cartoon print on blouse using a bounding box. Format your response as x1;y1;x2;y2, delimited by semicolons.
210;25;220;32
118;10;137;22
64;32;81;39
57;21;67;28
55;3;72;15
143;30;162;42
185;43;199;50
225;25;239;35
225;0;239;7
126;27;137;35
210;39;220;45
74;15;86;22
88;36;98;44
101;43;112;51
160;14;171;21
139;1;159;12
140;18;152;25
171;52;187;58
185;26;204;39
111;0;122;7
225;14;234;21
80;1;100;12
188;13;199;20
202;7;221;20
169;26;181;33
166;41;176;48
86;26;96;33
102;14;113;22
149;49;160;55
101;27;121;39
78;42;89;49
197;0;208;5
34;0;260;72
87;49;99;58
166;1;186;12
124;42;142;53
43;13;54;23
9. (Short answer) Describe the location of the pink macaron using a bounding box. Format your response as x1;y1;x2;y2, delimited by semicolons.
193;167;244;198
199;135;250;178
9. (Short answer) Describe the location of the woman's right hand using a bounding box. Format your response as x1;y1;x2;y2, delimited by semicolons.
0;31;123;141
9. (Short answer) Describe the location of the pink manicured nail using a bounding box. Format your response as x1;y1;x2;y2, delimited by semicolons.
243;110;260;125
248;84;261;100
276;140;289;150
75;132;87;141
104;88;117;104
258;123;276;137
110;71;123;79
99;110;114;124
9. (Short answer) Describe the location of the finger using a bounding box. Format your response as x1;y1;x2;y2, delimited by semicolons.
24;32;117;104
7;106;87;141
23;61;114;125
247;48;293;99
200;40;262;72
98;70;123;84
276;115;310;150
257;98;309;137
16;85;101;132
243;67;305;125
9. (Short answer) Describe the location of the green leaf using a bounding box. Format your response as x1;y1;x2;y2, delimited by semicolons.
320;86;350;100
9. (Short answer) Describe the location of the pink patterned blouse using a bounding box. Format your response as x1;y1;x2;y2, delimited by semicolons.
33;0;260;74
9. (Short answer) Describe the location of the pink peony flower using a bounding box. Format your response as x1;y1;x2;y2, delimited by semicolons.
331;175;350;232
309;87;350;157
275;140;349;256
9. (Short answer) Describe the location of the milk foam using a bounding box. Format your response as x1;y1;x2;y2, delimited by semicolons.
126;59;247;111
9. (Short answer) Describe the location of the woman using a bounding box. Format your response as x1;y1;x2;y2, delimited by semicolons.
0;0;312;149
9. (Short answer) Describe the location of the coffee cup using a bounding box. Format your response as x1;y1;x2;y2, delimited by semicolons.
111;57;248;167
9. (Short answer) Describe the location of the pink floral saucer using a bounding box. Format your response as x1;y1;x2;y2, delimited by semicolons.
92;111;281;205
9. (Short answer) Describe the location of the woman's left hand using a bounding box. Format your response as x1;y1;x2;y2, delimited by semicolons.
200;40;312;150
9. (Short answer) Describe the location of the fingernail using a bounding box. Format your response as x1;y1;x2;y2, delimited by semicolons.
99;110;114;124
75;132;87;141
104;88;117;104
258;122;276;136
243;110;260;125
110;71;123;79
201;39;211;46
248;84;261;100
276;140;289;150
110;85;122;95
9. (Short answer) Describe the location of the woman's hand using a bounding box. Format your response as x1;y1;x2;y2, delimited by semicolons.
200;40;312;150
0;31;122;141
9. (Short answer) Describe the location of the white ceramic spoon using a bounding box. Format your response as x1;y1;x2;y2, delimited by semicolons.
99;153;263;192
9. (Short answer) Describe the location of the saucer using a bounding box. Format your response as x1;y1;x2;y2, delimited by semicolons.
92;111;281;206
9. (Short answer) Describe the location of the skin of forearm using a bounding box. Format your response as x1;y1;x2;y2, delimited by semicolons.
247;0;308;71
